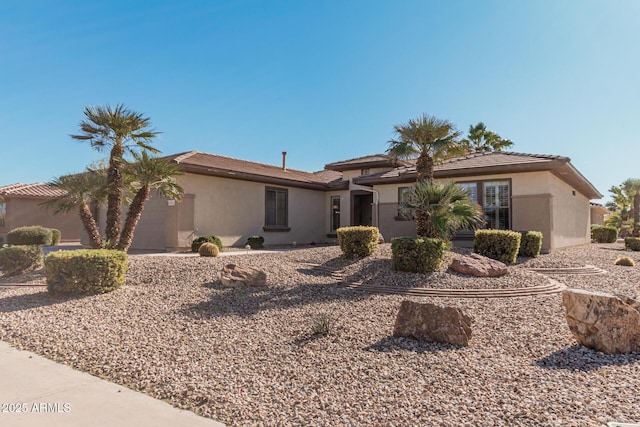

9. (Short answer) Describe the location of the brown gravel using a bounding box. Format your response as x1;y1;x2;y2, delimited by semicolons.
1;242;640;426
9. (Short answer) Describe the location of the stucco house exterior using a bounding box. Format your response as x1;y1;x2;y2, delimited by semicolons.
120;150;602;252
0;183;82;242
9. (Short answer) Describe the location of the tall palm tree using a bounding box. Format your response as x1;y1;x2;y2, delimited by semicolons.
116;151;184;252
401;180;485;240
387;113;465;237
462;122;513;152
43;169;108;249
71;104;160;248
608;185;633;222
621;179;640;237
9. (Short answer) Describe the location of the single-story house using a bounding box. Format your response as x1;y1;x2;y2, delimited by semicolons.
0;183;82;242
112;150;602;252
590;203;609;226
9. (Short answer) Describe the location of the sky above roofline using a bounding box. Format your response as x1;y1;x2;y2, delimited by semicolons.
2;0;639;203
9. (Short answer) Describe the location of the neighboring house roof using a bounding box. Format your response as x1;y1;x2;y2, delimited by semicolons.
590;203;609;215
324;154;409;171
353;151;603;199
0;183;66;199
166;151;349;190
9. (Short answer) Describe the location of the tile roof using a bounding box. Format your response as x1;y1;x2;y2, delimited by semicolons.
166;151;347;189
0;183;66;199
324;154;409;171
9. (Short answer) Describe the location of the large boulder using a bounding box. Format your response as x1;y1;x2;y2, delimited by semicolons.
562;289;640;354
393;300;472;347
219;264;267;287
449;253;508;277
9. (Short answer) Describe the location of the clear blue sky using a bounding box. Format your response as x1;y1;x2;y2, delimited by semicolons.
2;1;639;202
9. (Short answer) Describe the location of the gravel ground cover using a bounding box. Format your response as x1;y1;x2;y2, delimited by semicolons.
0;242;639;426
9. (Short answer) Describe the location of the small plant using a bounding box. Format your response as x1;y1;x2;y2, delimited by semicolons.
191;235;223;252
310;313;337;337
0;245;43;276
7;226;53;246
614;256;635;267
49;229;62;245
337;226;379;258
246;235;264;249
391;237;446;273
473;230;521;264
45;249;128;294
625;237;640;251
591;226;618;243
198;242;220;257
518;231;543;258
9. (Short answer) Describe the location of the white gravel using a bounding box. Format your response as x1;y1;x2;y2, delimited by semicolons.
1;242;640;426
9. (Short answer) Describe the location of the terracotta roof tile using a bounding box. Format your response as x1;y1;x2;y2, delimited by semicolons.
0;183;67;198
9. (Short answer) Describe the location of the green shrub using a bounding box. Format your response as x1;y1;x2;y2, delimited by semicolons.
45;249;128;294
614;256;635;267
0;245;43;276
625;237;640;251
391;237;446;273
473;230;521;264
518;231;543;258
49;229;61;245
191;235;223;253
7;226;53;246
246;235;264;249
337;226;379;258
198;242;220;257
591;226;618;243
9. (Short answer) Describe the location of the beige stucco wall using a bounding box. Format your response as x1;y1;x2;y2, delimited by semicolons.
178;173;326;247
548;174;591;249
0;197;82;242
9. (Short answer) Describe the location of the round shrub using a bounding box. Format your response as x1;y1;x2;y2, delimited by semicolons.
473;230;521;264
391;237;445;273
625;237;640;251
246;235;265;249
198;242;220;257
45;249;128;294
50;229;61;245
0;245;43;276
191;235;223;253
337;226;379;258
7;226;53;246
591;226;618;243
518;231;543;258
614;256;635;267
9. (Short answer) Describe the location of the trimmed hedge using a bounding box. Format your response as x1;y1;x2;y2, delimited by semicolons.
337;226;379;258
246;235;264;249
198;242;220;257
45;249;128;294
391;237;446;273
7;226;53;246
0;245;43;276
518;231;543;258
473;230;521;264
625;237;640;251
50;229;61;245
191;235;223;253
591;226;618;243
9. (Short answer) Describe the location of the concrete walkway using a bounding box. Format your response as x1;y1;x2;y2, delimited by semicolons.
0;341;224;427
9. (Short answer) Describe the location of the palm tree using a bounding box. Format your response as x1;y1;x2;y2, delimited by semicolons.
401;180;485;240
387;113;465;237
608;185;633;222
462;122;513;152
115;151;184;252
621;179;640;237
43;169;108;249
71;104;160;248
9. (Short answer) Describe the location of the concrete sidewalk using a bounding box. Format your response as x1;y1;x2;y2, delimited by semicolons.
0;341;225;427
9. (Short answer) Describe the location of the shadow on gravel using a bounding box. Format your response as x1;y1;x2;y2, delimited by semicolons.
536;345;640;372
179;279;368;319
0;291;79;313
364;336;460;354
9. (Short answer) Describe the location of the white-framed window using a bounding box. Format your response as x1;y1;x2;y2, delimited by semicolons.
330;196;341;231
397;186;414;220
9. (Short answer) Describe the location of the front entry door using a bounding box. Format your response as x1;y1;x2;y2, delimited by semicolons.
352;192;373;226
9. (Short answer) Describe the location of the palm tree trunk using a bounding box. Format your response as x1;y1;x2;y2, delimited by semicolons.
105;144;125;247
79;203;103;249
414;155;438;238
116;186;150;252
633;193;640;237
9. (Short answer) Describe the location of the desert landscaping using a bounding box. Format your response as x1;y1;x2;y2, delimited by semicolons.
0;242;639;426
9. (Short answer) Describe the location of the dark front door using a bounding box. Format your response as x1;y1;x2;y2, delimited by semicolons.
352;192;373;226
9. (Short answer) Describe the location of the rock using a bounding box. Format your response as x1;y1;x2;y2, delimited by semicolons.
562;289;640;354
393;300;472;347
219;264;267;287
449;253;508;277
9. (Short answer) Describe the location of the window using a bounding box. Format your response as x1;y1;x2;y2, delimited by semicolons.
397;186;414;220
264;187;289;231
456;180;510;230
0;202;5;228
330;196;341;231
457;182;478;203
361;168;370;176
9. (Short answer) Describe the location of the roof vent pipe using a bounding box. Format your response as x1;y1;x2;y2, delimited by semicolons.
282;151;287;171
